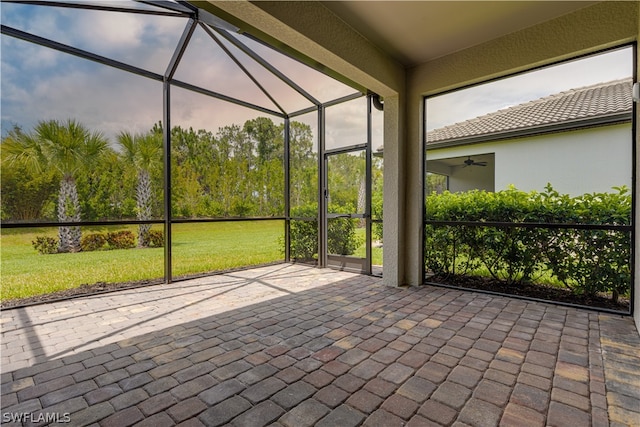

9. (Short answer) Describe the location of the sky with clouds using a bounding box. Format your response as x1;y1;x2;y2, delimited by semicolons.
0;1;365;148
1;2;632;152
426;46;633;131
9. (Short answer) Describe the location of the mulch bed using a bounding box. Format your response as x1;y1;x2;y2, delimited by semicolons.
1;279;164;309
1;263;286;310
427;273;630;312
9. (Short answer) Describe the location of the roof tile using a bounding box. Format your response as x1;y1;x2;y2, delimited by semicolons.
427;78;632;145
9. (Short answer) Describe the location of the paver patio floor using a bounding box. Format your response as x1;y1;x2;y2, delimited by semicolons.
1;263;639;426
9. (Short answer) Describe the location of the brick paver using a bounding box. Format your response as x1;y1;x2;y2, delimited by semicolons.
1;263;639;426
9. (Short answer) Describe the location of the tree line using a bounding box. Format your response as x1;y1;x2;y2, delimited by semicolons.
2;117;382;253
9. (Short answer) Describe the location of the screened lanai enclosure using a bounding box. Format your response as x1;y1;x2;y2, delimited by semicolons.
0;0;384;302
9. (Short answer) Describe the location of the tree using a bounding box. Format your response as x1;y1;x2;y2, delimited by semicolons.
117;130;162;247
2;119;108;252
244;118;284;215
0;144;58;221
244;117;281;163
78;150;138;221
289;121;316;208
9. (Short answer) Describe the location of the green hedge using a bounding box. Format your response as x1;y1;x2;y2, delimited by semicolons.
425;185;631;302
287;204;362;260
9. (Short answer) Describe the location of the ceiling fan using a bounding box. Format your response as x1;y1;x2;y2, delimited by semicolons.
462;156;487;167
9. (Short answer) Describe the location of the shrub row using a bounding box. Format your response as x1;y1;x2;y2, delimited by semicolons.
33;229;164;254
424;185;631;302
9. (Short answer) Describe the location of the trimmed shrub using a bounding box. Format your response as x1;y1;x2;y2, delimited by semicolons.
425;185;631;300
328;216;362;255
372;193;383;242
289;206;318;260
81;233;106;251
286;204;363;259
32;236;59;254
147;230;164;247
106;230;136;250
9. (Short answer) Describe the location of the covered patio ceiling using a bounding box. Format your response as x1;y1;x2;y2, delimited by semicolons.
320;1;598;67
205;1;598;69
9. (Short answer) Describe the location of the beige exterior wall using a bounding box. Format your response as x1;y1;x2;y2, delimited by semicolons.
428;123;632;196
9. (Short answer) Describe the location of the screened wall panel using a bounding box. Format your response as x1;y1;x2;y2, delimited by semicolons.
1;36;164;224
171;220;284;280
170;86;285;219
1;225;164;301
1;0;371;306
423;46;634;313
289;112;318;212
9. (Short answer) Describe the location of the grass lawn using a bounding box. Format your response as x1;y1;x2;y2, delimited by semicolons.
1;221;284;302
1;221;384;302
353;227;383;266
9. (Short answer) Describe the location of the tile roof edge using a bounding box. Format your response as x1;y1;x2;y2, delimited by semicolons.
426;112;632;149
426;78;633;145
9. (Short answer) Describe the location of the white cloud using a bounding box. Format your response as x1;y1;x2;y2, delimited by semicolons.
18;66;161;142
73;11;144;52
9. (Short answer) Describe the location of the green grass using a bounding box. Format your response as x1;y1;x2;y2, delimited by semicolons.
1;221;284;301
171;221;284;277
353;227;383;266
1;221;385;302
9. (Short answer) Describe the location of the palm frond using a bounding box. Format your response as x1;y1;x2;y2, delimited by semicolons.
1;129;47;174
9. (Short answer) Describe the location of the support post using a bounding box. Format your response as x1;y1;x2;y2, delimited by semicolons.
365;95;373;275
163;80;172;283
284;117;291;262
318;106;327;267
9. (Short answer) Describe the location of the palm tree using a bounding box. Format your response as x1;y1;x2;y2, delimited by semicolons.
2;119;108;252
117;130;162;247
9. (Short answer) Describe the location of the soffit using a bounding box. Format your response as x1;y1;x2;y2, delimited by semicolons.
322;1;598;67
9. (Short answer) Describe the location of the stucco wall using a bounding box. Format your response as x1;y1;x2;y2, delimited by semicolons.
450;168;494;193
496;125;632;195
428;123;632;196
